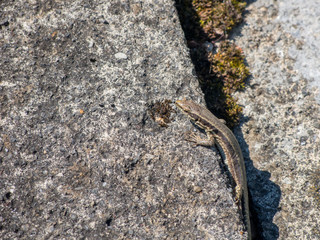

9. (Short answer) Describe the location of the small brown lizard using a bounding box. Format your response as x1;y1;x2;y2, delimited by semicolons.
175;99;251;240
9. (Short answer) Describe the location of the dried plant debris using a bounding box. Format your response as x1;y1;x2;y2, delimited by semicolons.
148;100;175;127
193;0;246;39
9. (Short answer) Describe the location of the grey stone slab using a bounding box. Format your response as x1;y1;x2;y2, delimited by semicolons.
0;0;247;239
232;0;320;239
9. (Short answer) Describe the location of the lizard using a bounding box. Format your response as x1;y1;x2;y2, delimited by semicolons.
175;99;251;240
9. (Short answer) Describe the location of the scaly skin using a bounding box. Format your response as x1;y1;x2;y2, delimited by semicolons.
176;99;251;240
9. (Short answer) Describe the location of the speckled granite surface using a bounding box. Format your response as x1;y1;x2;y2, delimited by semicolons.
0;0;247;239
2;0;320;239
233;1;320;239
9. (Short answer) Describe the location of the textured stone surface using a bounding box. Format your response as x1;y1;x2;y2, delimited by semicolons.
3;0;319;239
0;0;247;239
277;0;320;102
232;0;320;239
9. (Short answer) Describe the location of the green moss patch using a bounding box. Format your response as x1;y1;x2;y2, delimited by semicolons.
193;0;246;39
209;41;249;123
175;0;249;127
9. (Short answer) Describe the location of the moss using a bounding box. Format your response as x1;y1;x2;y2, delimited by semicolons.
205;41;249;124
192;0;246;39
225;96;243;124
192;1;248;126
175;0;249;127
210;41;249;95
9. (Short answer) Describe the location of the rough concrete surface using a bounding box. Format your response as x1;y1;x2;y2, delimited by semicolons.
2;0;320;239
0;0;248;239
232;0;320;239
277;0;320;103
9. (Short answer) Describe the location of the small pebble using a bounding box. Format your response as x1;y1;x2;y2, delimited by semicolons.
194;186;202;193
115;52;127;59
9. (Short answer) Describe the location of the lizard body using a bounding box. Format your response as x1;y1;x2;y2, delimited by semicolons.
175;99;251;240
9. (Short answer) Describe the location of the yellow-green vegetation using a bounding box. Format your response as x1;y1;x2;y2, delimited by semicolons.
193;0;246;39
209;41;249;123
175;0;249;126
193;0;248;126
210;41;248;95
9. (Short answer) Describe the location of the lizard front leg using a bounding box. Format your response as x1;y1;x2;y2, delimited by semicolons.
185;130;215;147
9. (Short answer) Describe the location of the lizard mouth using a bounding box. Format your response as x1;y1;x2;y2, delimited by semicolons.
175;99;191;113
